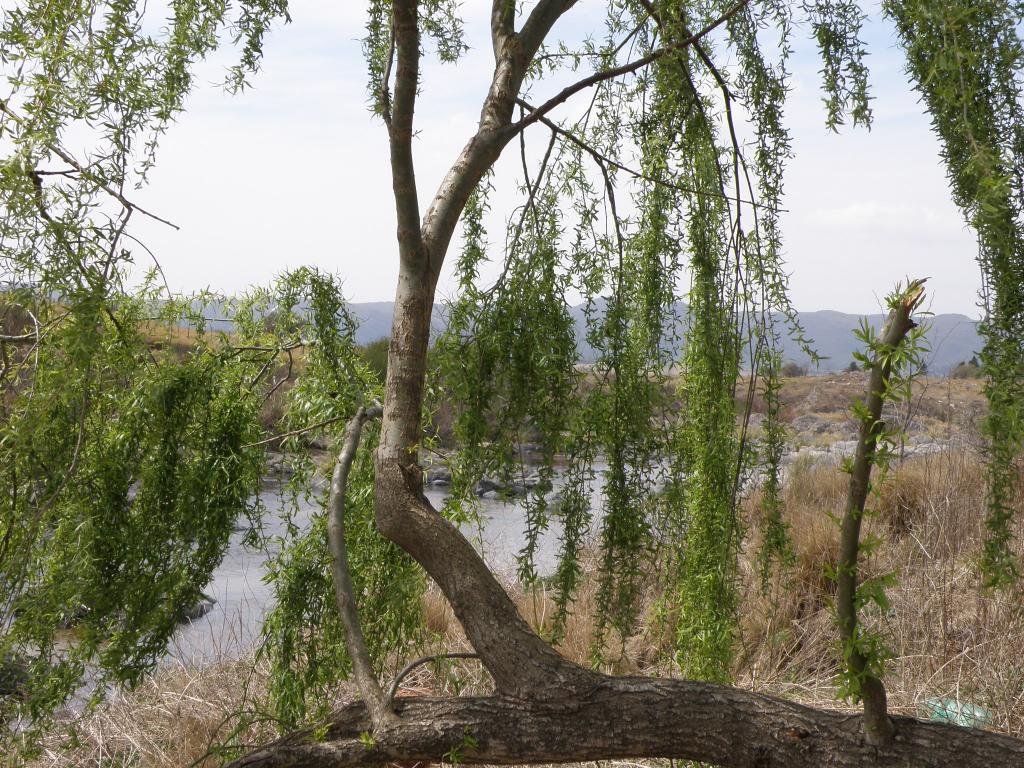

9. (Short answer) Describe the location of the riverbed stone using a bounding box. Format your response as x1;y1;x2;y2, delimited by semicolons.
178;595;217;623
58;604;91;629
475;478;500;495
265;452;296;479
426;467;452;485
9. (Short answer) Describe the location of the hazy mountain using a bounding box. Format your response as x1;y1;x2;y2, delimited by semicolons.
4;286;981;373
349;301;982;375
777;310;982;374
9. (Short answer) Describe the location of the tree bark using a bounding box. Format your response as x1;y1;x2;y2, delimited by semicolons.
227;676;1024;768
374;0;597;698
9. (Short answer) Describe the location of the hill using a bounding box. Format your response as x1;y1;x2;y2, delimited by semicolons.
347;301;982;375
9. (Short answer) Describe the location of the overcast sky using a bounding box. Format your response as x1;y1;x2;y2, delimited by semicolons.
127;1;983;317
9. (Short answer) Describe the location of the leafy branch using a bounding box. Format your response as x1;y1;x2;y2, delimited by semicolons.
834;277;928;747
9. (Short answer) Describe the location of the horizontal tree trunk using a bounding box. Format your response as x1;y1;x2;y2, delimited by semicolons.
227;674;1024;768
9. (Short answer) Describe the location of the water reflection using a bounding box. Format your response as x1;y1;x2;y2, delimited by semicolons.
168;470;606;663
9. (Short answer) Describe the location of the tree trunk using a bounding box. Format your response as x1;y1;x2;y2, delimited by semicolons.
228;676;1024;768
837;281;925;746
374;261;597;697
240;5;1024;768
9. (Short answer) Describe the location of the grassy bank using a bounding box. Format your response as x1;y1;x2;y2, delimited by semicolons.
26;439;1024;767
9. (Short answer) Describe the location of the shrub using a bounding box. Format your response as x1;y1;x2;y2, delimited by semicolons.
358;337;390;384
780;360;808;377
950;356;984;379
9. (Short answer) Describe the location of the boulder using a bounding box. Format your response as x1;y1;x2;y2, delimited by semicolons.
791;414;833;436
426;467;452;485
265;452;296;479
178;595;217;623
0;654;29;698
58;603;91;629
475;478;500;495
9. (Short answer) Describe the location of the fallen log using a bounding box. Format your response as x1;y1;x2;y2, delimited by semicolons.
228;674;1024;768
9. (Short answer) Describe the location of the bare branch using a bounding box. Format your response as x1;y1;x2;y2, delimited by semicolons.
417;0;584;275
515;115;558;249
514;98;774;211
0;100;179;230
242;413;344;450
327;405;396;728
511;0;750;135
379;25;397;127
634;0;738;100
386;652;481;706
389;1;425;266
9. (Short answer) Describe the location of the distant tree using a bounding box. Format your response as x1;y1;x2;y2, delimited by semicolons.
951;357;985;379
780;360;808;377
358;337;390;384
845;360;860;372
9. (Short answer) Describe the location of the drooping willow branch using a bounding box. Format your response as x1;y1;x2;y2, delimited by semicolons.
513;97;773;211
884;0;1024;589
326;403;395;727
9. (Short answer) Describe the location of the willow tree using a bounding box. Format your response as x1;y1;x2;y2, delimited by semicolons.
1;1;1024;767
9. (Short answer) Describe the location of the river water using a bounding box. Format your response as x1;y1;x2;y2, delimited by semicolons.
167;473;606;665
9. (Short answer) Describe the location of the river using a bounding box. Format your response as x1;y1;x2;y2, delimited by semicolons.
167;471;606;665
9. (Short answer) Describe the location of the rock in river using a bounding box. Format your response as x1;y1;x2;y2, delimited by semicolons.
178;595;217;623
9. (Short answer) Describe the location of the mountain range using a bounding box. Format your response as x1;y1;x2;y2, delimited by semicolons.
347;301;982;375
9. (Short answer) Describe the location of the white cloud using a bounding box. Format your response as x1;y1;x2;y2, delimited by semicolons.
811;201;965;233
126;1;983;317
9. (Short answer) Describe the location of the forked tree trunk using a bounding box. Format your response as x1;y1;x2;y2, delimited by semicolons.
230;3;1024;766
373;0;598;698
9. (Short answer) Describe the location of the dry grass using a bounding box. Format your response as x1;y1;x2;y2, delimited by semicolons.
422;552;664;677
788;373;986;441
142;322;213;359
26;656;278;768
738;373;989;448
741;448;1024;735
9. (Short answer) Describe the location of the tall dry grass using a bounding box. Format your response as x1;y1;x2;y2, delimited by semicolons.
25;656;277;768
742;448;1024;735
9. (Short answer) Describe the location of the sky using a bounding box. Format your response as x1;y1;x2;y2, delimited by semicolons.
126;0;984;318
